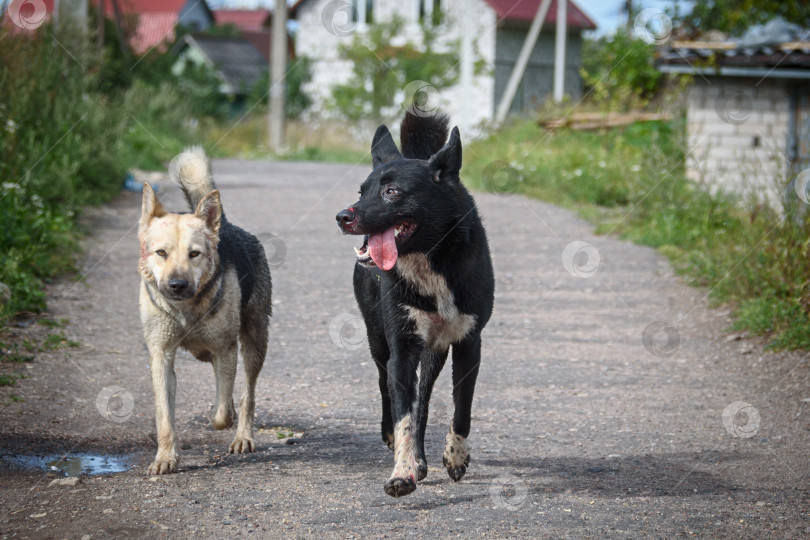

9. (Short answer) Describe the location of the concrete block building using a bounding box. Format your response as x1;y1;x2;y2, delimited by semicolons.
658;41;810;204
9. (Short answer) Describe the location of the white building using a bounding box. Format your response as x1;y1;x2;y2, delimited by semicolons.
291;0;596;134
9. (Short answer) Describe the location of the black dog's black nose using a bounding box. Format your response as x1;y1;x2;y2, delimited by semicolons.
168;279;189;293
336;209;356;226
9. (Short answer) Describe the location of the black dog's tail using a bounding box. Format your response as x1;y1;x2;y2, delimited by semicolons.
400;111;449;160
169;146;220;213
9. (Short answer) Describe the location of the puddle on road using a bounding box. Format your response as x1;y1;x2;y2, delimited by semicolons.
2;453;130;476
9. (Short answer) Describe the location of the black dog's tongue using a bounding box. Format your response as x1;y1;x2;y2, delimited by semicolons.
367;226;398;270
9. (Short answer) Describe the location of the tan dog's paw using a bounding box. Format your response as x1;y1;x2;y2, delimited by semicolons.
229;436;255;454
209;402;236;430
148;454;178;475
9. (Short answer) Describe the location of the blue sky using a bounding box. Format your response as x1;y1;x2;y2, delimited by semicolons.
576;0;690;36
211;0;692;37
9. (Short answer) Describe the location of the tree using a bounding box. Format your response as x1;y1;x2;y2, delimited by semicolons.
330;17;459;121
674;0;810;37
580;28;663;110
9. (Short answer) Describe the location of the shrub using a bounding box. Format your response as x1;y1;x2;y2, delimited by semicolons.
465;116;810;350
330;17;459;121
247;56;314;119
0;21;196;320
580;28;664;110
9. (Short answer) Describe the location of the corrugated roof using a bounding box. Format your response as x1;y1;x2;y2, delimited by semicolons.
658;18;810;76
212;9;271;32
658;41;810;72
185;33;267;94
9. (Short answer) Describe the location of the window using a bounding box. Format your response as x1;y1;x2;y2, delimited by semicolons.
352;0;373;24
418;0;442;25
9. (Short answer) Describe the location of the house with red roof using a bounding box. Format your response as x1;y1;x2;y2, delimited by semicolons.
292;0;596;128
2;0;214;54
212;9;272;33
211;8;294;62
2;0;56;33
102;0;214;54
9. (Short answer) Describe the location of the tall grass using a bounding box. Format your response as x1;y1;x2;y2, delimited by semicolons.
464;118;810;350
0;23;195;317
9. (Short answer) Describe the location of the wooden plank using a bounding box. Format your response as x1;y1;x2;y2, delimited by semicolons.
671;41;736;50
541;112;672;130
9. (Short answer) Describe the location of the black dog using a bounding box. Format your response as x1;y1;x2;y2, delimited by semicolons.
336;112;494;497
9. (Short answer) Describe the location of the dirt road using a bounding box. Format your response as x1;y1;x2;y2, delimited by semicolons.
1;159;809;538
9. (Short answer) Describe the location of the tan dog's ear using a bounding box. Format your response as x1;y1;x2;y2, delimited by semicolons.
194;190;222;236
139;183;166;233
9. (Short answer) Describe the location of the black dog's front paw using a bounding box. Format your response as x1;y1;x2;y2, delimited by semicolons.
382;431;395;451
416;459;428;481
442;453;470;482
384;476;417;497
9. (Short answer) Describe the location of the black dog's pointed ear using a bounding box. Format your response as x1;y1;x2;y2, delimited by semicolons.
371;125;402;169
428;126;462;182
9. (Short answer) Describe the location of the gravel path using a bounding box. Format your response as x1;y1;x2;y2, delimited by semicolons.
1;159;809;539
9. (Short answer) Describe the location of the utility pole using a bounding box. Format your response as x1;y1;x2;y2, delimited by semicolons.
55;0;88;31
109;0;131;63
459;0;473;133
269;0;288;152
552;0;567;102
98;0;105;55
625;0;634;29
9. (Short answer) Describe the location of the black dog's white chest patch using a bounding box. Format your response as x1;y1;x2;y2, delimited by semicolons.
396;253;476;351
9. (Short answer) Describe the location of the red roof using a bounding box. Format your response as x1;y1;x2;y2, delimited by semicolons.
485;0;596;29
1;0;55;32
2;0;205;53
101;0;189;54
103;0;188;14
212;9;271;32
129;12;178;54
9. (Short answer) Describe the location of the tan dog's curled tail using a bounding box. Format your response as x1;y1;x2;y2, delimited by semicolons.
169;146;216;212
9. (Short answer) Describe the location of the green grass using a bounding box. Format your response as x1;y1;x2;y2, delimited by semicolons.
41;333;80;351
38;318;68;328
1;326;79;368
464;117;810;350
0;25;198;322
201;115;370;164
280;146;369;164
0;374;17;387
1;345;34;363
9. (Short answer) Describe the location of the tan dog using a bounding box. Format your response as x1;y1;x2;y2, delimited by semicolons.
138;147;272;474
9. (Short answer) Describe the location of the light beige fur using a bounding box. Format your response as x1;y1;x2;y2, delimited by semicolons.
138;155;269;474
389;415;419;485
442;427;470;470
397;253;476;352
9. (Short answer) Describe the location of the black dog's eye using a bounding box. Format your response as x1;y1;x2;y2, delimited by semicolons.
189;250;200;258
385;186;399;196
156;249;167;257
